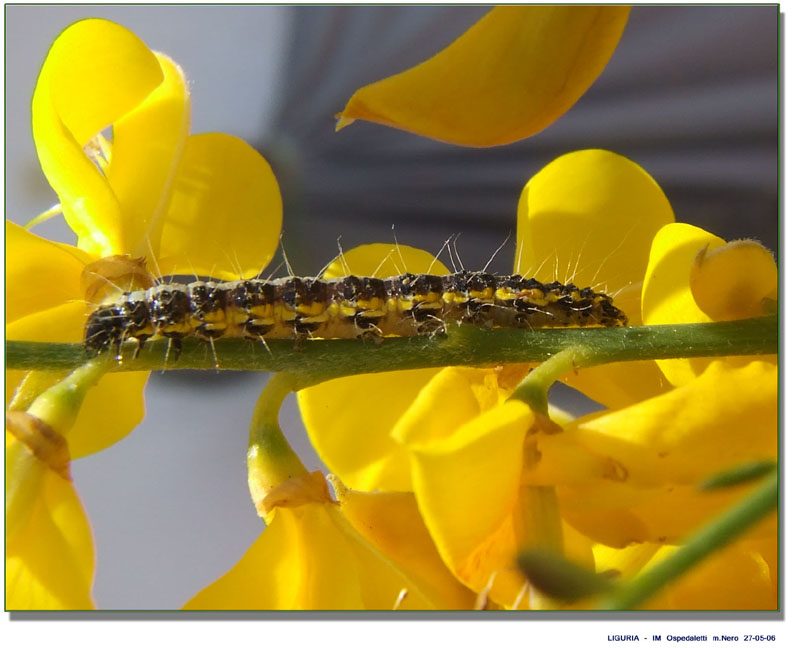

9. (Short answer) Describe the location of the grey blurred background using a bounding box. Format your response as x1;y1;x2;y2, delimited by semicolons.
5;5;778;609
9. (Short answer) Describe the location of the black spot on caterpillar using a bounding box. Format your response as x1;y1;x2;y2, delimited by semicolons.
84;271;628;359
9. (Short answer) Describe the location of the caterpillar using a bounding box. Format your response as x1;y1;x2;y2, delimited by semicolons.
84;271;628;358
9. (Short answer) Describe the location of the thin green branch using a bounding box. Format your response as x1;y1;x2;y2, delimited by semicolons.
6;315;778;386
247;373;308;517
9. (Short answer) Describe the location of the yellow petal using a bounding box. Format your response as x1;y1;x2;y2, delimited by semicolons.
5;221;89;325
65;370;148;459
6;435;95;610
323;242;451;279
32;19;164;256
184;502;437;610
6;300;87;345
642;222;726;384
391;367;509;447
105;53;191;259
298;243;450;491
690;239;778;321
337;6;630;146
184;505;364;609
337;488;475;609
155;133;282;279
408;401;533;589
7;304;148;458
297;368;440;492
569;361;777;489
516;149;675;295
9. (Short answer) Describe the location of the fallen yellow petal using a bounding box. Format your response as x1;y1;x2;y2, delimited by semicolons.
338;6;630;146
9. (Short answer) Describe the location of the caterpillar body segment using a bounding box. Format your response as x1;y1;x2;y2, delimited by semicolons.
84;272;628;357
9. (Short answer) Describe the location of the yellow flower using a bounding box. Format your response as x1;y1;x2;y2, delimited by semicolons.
7;18;282;457
299;149;675;492
7;361;108;609
184;472;474;610
6;18;282;609
531;361;777;545
298;149;776;608
337;6;630;146
6;429;95;609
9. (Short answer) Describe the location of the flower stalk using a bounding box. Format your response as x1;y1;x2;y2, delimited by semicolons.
247;373;309;518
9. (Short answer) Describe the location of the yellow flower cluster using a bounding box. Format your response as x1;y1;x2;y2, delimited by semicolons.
6;8;777;611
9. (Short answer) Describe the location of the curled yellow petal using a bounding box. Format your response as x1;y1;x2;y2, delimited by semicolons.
106;53;191;259
338;6;630;146
155;133;283;279
32;19;164;256
408;401;533;588
690;239;778;321
516;149;674;295
642;222;725;323
641;223;747;385
298;243;449;491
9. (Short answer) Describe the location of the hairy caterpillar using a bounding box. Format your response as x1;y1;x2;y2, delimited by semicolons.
84;271;628;358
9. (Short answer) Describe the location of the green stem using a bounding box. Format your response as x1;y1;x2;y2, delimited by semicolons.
25;356;112;433
6;316;778;387
597;470;778;610
246;373;309;517
510;346;595;413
